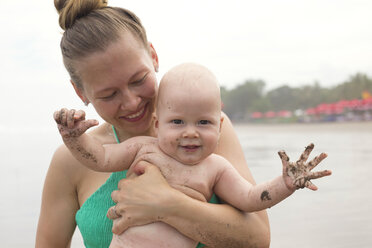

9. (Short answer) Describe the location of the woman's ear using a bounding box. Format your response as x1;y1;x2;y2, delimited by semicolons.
71;80;89;105
148;42;159;72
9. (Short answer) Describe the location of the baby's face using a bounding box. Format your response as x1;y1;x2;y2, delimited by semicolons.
156;89;222;165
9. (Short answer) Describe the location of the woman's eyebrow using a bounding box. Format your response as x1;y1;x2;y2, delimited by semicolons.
128;68;147;82
94;87;116;95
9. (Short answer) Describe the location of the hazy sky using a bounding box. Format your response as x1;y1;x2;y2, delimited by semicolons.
1;0;371;127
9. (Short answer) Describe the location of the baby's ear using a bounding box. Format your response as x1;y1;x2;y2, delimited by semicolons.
153;113;159;128
219;116;224;132
152;113;159;136
153;114;159;137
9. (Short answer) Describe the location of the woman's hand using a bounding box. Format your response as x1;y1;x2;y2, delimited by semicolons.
107;161;179;235
279;143;331;191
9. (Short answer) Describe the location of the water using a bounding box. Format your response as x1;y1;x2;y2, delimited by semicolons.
235;122;372;248
1;122;371;247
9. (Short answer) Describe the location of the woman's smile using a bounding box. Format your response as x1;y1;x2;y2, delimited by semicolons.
120;102;148;122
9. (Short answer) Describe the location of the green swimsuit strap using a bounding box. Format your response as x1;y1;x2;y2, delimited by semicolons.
111;125;120;144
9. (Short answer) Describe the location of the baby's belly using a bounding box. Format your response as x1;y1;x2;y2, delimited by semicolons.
110;221;197;248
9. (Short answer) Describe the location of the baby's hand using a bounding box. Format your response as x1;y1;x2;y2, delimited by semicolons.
53;108;99;139
278;143;331;191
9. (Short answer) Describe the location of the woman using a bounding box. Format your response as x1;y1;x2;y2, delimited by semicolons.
36;0;270;247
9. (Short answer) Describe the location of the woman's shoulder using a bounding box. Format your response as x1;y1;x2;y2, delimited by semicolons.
87;122;115;144
52;143;80;164
50;144;87;182
49;123;114;182
217;111;238;150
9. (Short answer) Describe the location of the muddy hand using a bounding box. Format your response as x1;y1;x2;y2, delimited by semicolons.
278;143;331;191
53;108;98;138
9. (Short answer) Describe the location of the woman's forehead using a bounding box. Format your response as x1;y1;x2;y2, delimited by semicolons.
78;35;151;89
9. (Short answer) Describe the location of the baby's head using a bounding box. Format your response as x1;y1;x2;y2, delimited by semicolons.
155;63;223;165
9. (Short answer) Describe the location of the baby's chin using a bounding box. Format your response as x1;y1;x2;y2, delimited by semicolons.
175;156;206;166
161;147;208;165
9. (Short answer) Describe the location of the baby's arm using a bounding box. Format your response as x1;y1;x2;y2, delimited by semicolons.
54;108;140;172
213;143;332;212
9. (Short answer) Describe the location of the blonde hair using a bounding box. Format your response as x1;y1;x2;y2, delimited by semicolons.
54;0;149;88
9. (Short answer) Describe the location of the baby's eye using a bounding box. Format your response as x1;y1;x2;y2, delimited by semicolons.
171;119;184;124
198;120;210;125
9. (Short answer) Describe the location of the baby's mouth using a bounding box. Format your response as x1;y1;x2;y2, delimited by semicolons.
181;145;201;152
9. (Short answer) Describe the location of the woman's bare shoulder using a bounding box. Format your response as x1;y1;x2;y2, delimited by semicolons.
87;122;114;144
49;144;87;182
49;123;113;184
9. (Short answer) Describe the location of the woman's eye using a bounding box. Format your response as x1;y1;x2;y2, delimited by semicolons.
132;74;147;85
171;119;183;124
199;120;210;125
101;91;116;100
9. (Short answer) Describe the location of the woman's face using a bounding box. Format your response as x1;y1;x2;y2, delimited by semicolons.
75;33;159;136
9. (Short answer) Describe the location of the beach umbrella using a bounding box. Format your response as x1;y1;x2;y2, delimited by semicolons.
264;111;276;118
277;110;292;118
306;108;317;115
349;99;363;109
251;112;263;119
362;98;372;110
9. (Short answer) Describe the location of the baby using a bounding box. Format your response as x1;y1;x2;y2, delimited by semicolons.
54;63;331;248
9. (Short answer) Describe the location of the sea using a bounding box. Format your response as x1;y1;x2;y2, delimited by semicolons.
1;122;371;247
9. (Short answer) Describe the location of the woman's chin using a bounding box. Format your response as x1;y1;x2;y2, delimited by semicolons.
119;113;154;135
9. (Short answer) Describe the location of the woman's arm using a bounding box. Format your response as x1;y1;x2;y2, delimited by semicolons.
209;112;270;245
109;113;270;247
36;145;80;248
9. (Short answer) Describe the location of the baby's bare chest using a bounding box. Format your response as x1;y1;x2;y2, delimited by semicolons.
163;164;213;202
134;144;219;202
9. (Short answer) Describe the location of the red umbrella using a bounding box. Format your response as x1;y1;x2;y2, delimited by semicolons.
362;98;372;110
251;112;263;119
335;100;349;111
316;103;331;114
329;103;343;114
277;110;292;118
265;111;276;118
306;108;317;115
349;99;363;109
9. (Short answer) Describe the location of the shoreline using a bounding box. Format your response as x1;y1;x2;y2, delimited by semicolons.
233;120;372;132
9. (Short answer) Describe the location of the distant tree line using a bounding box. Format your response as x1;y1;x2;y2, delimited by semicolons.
221;73;372;121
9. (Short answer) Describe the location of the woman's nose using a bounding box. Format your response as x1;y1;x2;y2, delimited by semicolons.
120;90;141;111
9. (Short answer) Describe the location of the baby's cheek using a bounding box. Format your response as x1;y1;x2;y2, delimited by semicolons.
170;138;179;147
159;137;176;155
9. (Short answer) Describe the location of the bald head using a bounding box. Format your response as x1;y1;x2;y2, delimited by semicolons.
157;63;221;111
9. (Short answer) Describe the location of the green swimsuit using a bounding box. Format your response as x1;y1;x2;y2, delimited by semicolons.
75;170;128;247
75;126;220;247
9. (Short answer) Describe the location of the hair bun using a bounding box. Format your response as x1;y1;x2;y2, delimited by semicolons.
54;0;108;30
